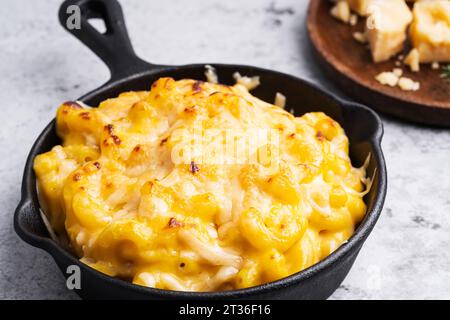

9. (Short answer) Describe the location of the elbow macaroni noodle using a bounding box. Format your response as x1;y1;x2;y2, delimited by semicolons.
34;77;370;291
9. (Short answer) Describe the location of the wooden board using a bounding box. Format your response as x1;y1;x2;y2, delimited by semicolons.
307;0;450;127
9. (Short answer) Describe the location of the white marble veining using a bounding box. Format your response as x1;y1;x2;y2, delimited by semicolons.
1;0;449;299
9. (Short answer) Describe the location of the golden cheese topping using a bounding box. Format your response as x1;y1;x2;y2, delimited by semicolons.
34;77;370;292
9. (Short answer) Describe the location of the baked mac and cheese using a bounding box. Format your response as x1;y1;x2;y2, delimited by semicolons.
34;77;370;291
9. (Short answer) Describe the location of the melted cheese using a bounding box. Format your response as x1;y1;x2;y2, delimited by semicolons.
34;77;369;291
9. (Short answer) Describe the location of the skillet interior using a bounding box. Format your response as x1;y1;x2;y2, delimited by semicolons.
14;0;386;299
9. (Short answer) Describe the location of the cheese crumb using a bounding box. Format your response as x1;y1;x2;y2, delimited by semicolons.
393;68;403;77
376;69;420;91
398;77;420;91
431;62;440;70
274;92;286;108
405;49;420;72
375;72;399;87
330;1;351;24
349;14;358;26
353;32;367;44
204;65;218;84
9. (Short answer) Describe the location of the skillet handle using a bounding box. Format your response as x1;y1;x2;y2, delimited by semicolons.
58;0;155;80
14;199;51;249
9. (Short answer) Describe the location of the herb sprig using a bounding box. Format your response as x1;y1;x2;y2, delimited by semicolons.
441;64;450;83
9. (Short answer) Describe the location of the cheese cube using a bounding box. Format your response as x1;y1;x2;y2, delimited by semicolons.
410;0;450;63
330;1;351;23
346;0;377;16
345;0;418;17
365;0;413;63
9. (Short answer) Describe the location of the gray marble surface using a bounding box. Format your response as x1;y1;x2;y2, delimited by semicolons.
1;0;449;300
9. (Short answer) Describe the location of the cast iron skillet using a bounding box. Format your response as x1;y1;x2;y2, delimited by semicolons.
14;0;387;300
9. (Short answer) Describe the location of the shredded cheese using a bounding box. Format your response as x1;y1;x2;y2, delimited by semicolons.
274;92;286;108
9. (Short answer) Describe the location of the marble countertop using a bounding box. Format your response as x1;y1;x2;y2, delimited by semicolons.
1;0;449;300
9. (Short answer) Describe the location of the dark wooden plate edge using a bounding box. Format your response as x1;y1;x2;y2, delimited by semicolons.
307;0;450;128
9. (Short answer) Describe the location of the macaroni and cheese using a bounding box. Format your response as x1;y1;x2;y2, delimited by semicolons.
34;77;370;291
